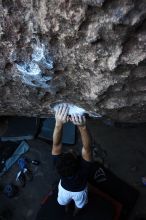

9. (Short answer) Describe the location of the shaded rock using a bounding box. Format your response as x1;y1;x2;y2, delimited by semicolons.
82;0;105;7
0;0;146;122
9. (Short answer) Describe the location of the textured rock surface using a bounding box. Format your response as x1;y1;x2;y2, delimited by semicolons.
0;0;146;122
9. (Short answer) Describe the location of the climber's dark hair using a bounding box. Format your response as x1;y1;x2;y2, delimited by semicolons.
56;152;80;177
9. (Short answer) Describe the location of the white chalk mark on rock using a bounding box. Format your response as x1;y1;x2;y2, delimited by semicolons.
32;43;53;70
16;40;54;89
54;103;86;115
16;62;41;76
51;102;102;118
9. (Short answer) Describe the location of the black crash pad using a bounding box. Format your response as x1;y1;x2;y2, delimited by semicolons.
36;189;114;220
88;162;139;219
0;117;39;141
38;117;76;145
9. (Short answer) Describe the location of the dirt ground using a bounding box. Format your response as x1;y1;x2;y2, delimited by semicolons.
0;118;146;220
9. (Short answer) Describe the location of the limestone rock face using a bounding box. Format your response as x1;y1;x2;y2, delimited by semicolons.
0;0;146;122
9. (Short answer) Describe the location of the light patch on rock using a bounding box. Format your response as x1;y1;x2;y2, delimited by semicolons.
0;24;4;38
86;23;101;43
107;46;122;71
83;75;117;100
82;0;105;7
53;103;86;115
51;102;102;118
16;42;53;89
38;0;48;33
17;62;41;76
32;43;53;69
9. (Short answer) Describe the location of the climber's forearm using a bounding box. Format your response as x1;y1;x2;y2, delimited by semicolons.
52;122;63;155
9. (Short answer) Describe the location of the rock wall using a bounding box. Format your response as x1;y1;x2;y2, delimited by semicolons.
0;0;146;122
